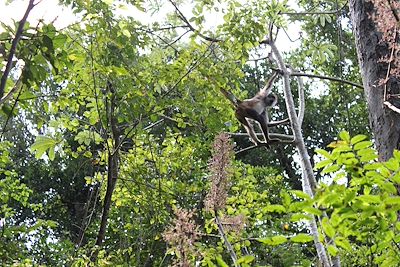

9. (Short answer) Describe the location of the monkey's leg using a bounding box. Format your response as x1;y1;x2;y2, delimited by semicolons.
257;113;279;144
243;118;263;145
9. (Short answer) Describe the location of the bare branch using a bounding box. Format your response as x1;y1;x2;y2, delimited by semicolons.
234;133;295;155
215;215;238;266
270;40;331;267
384;101;400;114
281;1;348;16
229;132;294;140
282;11;340;15
0;76;22;106
272;68;364;89
288;65;305;125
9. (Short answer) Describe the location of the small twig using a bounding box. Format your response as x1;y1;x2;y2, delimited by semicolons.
284;70;363;89
167;0;222;43
388;0;400;22
148;25;189;32
384;101;400;114
384;29;397;102
163;42;215;96
144;29;179;53
229;132;294;140
282;11;340;15
143;119;164;131
163;29;191;48
1;84;24;138
0;76;22;106
215;215;238;266
235;145;258;154
281;1;348;16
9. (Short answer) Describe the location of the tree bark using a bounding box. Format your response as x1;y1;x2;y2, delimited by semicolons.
349;0;400;161
270;41;332;267
94;81;121;252
0;0;35;100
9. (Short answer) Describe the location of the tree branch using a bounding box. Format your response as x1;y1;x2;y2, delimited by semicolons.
215;215;238;266
0;76;22;106
281;2;348;16
384;101;400;114
272;68;363;89
93;81;121;260
270;40;331;267
167;0;222;43
234;133;295;155
288;65;305;125
0;0;36;99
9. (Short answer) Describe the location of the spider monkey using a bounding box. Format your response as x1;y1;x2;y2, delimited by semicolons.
220;71;285;146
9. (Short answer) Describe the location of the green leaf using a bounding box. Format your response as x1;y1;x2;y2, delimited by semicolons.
315;148;331;159
381;182;397;194
384;158;399;171
30;136;58;160
290;213;312;222
334;237;352;251
215;256;228;267
102;0;113;5
19;90;36;100
315;159;332;169
236;255;255;264
359;150;378;162
257;235;287;246
322;164;340;174
357;195;381;204
321;217;335;238
339;131;350;142
281;191;291;207
290;233;314;243
327;245;338;256
122;29;131;37
393;150;400;161
384;196;400;205
350;134;367;144
303;207;322;216
263;204;286;213
271;235;287;245
320;16;325;27
290;190;311;200
48;146;55;161
354;141;373;150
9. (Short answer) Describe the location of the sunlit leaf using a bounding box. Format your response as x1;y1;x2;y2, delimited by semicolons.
291;234;313;243
321;217;335;238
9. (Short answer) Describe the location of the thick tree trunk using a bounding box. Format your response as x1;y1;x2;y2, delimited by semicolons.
349;0;400;161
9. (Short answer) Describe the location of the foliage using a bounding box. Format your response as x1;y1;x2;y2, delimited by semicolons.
314;132;400;266
0;0;395;266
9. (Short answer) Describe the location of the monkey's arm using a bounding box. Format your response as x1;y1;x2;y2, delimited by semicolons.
259;70;281;94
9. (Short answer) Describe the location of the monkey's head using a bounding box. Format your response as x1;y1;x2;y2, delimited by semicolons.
264;93;278;108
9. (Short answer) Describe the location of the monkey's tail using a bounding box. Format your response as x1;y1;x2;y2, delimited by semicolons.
220;88;240;107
